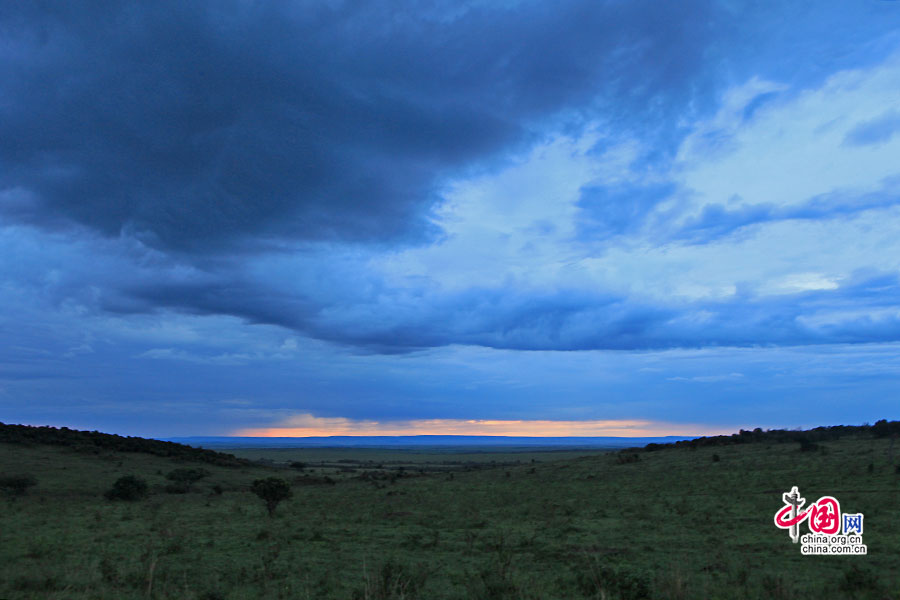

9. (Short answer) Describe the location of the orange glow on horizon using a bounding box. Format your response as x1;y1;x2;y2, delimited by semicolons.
233;413;736;438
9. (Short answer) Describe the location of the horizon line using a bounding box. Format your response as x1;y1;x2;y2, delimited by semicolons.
231;415;743;439
167;433;698;439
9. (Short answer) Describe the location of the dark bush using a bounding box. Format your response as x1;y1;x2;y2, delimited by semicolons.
712;454;720;462
0;474;37;496
104;475;148;501
872;419;900;438
798;438;820;452
165;483;189;494
289;461;306;470
251;477;292;517
616;453;640;465
165;468;209;492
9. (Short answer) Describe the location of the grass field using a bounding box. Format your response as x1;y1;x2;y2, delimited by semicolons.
1;434;898;599
224;446;616;476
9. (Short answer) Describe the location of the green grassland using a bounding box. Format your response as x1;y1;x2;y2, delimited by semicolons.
225;446;614;474
1;434;898;599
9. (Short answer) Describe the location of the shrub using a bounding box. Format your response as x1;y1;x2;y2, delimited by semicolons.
872;419;900;438
289;461;306;470
165;483;189;494
798;438;819;452
616;453;640;465
104;475;148;501
165;468;209;492
0;474;37;496
251;477;292;517
712;454;721;462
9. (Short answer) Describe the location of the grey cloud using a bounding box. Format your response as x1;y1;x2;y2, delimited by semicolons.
0;0;720;254
111;268;900;353
5;1;898;358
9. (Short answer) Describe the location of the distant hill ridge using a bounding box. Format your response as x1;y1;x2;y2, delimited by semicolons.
0;422;248;466
637;419;900;452
170;421;900;450
169;434;694;449
2;420;897;459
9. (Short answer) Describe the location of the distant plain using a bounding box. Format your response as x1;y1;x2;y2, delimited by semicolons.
1;429;897;599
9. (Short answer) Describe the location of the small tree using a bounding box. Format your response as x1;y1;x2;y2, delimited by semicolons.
105;475;148;501
165;468;210;493
0;474;37;496
251;477;292;517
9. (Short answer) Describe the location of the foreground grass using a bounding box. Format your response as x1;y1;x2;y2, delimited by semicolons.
1;436;898;599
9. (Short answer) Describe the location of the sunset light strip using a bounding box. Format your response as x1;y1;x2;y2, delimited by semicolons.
234;414;735;438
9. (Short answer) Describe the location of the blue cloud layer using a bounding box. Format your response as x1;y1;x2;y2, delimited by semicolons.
2;1;899;433
1;0;723;253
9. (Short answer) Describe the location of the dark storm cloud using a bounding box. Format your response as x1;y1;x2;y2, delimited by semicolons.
5;0;897;359
0;0;719;253
118;279;315;331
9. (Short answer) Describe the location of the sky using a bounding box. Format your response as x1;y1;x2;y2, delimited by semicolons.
2;1;900;438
